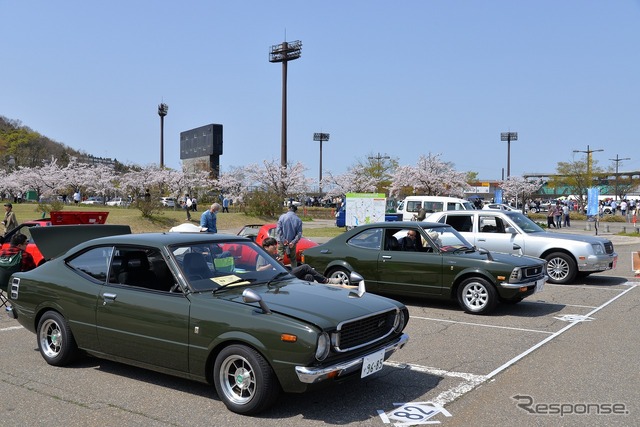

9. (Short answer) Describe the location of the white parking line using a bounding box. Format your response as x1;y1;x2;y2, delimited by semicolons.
484;283;637;380
400;283;638;409
411;316;553;335
545;283;629;291
0;326;24;332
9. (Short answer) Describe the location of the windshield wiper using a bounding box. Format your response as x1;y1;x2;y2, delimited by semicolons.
266;271;292;288
212;278;257;294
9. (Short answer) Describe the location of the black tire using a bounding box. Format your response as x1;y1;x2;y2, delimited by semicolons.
545;252;577;284
457;277;498;314
326;267;350;284
37;311;79;366
214;344;281;415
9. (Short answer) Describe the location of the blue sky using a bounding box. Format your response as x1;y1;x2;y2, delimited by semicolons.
2;1;639;186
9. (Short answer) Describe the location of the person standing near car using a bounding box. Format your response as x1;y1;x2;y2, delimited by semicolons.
0;233;37;292
563;203;571;227
2;203;18;237
547;204;557;228
200;203;220;233
276;204;303;268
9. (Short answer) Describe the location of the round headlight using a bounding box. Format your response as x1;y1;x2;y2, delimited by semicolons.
315;332;330;361
393;309;406;333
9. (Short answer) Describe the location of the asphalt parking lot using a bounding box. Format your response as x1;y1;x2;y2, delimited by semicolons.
0;221;638;426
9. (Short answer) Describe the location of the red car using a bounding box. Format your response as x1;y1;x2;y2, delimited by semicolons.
237;223;318;265
0;211;109;266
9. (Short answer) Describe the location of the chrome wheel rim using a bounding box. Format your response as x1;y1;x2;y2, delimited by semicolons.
547;257;569;281
39;318;62;359
462;282;489;311
219;355;256;405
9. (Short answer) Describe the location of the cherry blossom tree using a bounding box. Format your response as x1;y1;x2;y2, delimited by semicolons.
320;168;378;198
389;153;469;197
245;159;311;198
499;176;543;206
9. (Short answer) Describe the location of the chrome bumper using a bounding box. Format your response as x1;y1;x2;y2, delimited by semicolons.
295;333;409;384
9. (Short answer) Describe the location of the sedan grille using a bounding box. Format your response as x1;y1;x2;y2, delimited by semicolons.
333;309;398;352
604;242;614;255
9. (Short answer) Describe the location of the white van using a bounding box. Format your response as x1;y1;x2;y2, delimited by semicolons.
396;196;475;221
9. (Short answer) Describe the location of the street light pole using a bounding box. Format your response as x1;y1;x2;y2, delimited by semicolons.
609;154;631;201
269;40;302;169
500;132;518;178
313;133;330;194
573;144;604;186
158;103;168;168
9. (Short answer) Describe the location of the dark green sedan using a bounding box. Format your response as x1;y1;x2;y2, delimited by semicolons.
7;228;409;415
302;222;547;315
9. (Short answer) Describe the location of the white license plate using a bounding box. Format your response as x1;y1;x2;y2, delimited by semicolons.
361;349;385;378
535;279;545;293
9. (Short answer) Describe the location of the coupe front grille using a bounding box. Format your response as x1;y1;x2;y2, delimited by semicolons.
334;309;398;352
604;242;614;255
524;265;544;278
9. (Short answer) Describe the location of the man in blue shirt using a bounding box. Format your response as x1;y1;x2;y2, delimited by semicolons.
200;203;221;233
276;205;303;267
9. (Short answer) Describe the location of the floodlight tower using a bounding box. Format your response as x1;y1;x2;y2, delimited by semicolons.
313;132;330;193
269;40;302;168
158;103;169;168
500;132;518;178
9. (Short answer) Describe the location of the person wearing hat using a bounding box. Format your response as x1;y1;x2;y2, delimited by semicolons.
2;203;18;237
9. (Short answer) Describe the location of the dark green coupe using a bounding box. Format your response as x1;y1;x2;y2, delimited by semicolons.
302;222;547;314
7;228;409;415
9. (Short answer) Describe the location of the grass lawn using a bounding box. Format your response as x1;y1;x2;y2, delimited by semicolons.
5;202;343;237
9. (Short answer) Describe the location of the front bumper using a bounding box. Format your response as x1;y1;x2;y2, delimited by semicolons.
578;253;618;272
499;276;547;290
295;333;409;384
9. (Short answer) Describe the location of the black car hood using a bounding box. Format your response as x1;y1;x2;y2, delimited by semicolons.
30;225;132;260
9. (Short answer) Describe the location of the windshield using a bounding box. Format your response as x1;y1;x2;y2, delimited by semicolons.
505;212;545;233
170;241;289;292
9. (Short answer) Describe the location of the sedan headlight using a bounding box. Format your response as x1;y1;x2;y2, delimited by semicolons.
592;243;605;255
315;332;330;361
509;267;523;282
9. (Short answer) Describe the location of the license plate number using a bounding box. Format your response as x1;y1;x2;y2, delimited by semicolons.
361;349;385;378
535;279;544;293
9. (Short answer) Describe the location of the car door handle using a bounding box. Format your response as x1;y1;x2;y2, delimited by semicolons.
320;249;330;254
102;293;117;304
382;255;392;259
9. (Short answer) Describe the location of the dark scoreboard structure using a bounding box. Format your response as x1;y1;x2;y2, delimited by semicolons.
180;124;223;177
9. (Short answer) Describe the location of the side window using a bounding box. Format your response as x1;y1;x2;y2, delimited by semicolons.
67;246;114;282
447;202;464;211
406;201;422;213
111;246;175;292
348;228;383;250
424;202;444;213
479;216;498;233
444;215;474;232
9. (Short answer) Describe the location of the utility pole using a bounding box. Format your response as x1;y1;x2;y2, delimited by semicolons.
609;154;630;201
573;144;604;185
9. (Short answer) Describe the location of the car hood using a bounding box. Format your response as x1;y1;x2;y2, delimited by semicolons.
531;231;611;245
222;281;403;331
30;224;132;260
